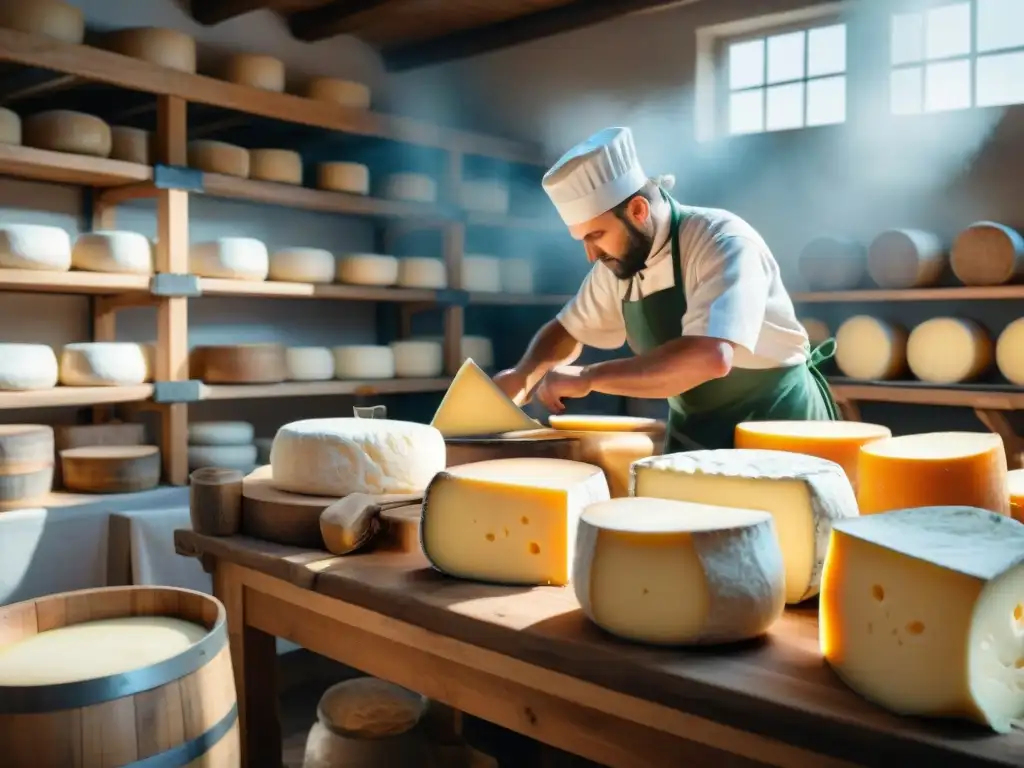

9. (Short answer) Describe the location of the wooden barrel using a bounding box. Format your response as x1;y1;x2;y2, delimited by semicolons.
867;228;946;288
951;221;1024;286
798;236;866;290
0;586;239;768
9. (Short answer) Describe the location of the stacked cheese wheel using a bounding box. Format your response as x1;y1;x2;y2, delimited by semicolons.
0;225;155;275
0;424;54;509
188;421;258;473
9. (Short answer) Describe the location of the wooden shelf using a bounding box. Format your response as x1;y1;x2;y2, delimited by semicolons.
200;378;451;400
794;285;1024;302
0;269;150;295
468;292;573;306
0;385;155;410
828;379;1024;409
198;278;438;302
0;143;152;187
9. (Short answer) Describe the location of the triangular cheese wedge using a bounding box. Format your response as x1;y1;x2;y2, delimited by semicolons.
431;359;539;437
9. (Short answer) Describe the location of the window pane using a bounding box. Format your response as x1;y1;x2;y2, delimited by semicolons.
766;82;805;131
977;50;1024;106
767;31;805;83
808;24;846;76
891;66;924;114
977;0;1024;53
807;76;846;125
730;89;765;134
925;59;971;111
892;12;924;64
926;3;971;59
730;39;765;89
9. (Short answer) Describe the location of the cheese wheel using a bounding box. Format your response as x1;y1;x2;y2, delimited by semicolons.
188;421;254;446
224;54;285;91
499;258;533;293
305;77;371;109
835;315;908;380
60;445;161;493
270;417;445;496
0;2;83;44
555;430;656;498
397;257;446;289
549;415;659;432
190;237;269;281
462;255;502;292
867;229;946;289
55;423;145;453
800;318;831;346
72;231;154;275
317;162;369;194
390;340;443;378
0;465;53;506
194;344;287;384
0;344;58;391
463;336;494;370
24;110;111;157
0;107;21;145
269;247;335;283
383;173;436;203
431;359;538;437
951;221;1024;286
250;149;302;185
459;180;510;214
104;27;196;73
336;254;398;286
188;140;249;178
906;317;992;384
285;347;334;381
735;420;891;489
0;224;71;271
798;236;866;290
0;424;54;470
857;432;1010;516
59;342;148;386
995;317;1024;385
109;126;151;165
188;443;258;472
332;345;395;379
1008;468;1024;523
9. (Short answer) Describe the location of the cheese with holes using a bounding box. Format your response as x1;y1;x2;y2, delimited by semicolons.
390;340;443;378
224;54;284;91
104;27;196;73
286;347;335;381
0;2;84;44
318;162;370;195
271;417;445;497
459;180;510;214
336;254;398;286
333;345;395;379
188;140;249;178
632;450;858;604
431;358;539;437
423;458;609;586
0;224;71;271
0;345;58;391
499;258;533;293
188;421;255;446
72;231;153;275
0;107;21;145
819;506;1024;733
250;149;302;185
384;173;436;203
59;342;149;386
735;420;891;489
996;318;1024;386
857;432;1010;516
835;315;908;380
24;111;111;157
269;247;335;283
574;498;785;644
188;443;258;472
305;77;371;109
462;255;501;292
190;238;269;281
1009;469;1024;523
907;317;992;384
397;257;446;289
800;318;831;346
110;126;150;164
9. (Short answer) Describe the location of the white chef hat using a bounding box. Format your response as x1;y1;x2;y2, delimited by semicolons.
542;126;648;227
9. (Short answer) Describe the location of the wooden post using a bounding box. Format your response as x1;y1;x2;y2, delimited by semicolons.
442;150;465;375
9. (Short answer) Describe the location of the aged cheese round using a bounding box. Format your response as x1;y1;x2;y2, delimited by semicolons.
336;254;399;286
317;162;369;195
224;54;285;91
835;315;908;380
250;149;302;185
333;345;395;379
104;27;197;73
397;257;446;289
0;107;21;145
269;247;334;283
0;465;52;506
867;229;946;289
0;344;59;391
59;342;148;386
188;421;254;446
907;317;992;384
499;258;533;293
0;223;71;271
187;140;249;178
109;126;151;165
24;110;112;157
463;336;494;369
188;443;258;472
61;445;161;493
194;344;287;384
0;424;54;469
270;417;445;497
459;179;509;214
462;255;502;292
951;221;1024;286
0;2;84;44
72;231;153;275
1009;468;1024;523
383;173;436;203
305;77;371;109
798;236;866;291
286;346;335;381
995;317;1024;385
390;340;443;378
799;318;831;346
190;237;269;281
549;415;659;432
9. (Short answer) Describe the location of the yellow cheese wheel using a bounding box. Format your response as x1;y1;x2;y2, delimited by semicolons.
0;2;84;45
188;140;250;178
906;317;992;384
223;54;285;91
23;111;112;157
1009;468;1024;523
104;27;196;73
250;149;302;185
995;317;1024;385
110;126;151;164
305;77;371;109
318;162;369;194
835;315;908;380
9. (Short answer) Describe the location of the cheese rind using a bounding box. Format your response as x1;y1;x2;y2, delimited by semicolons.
23;110;111;157
190;238;269;281
835;315;908;380
333;345;395;379
188;421;255;446
431;358;539;437
285;346;335;381
0;424;54;468
250;149;302;185
305;78;371;109
907;317;992;384
72;230;154;275
0;344;59;391
0;224;71;271
996;317;1024;386
0;2;85;45
224;54;285;91
194;344;286;384
59;342;149;386
461;255;502;292
390;340;443;378
317;162;369;195
269;247;335;283
104;27;197;73
336;254;399;286
110;126;151;165
819;506;1024;733
188;140;250;178
188;443;258;472
397;257;447;289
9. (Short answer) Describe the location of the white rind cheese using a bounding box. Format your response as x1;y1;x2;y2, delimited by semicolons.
996;318;1024;386
907;317;992;384
499;258;533;293
188;443;258;472
104;27;197;73
383;173;436;203
0;107;21;145
390;340;443;378
317;162;370;195
0;224;71;271
286;346;335;381
431;358;538;437
250;149;303;185
332;345;395;379
269;247;335;283
188;140;250;178
397;257;447;289
224;54;285;91
459;180;510;214
0;3;85;45
59;342;149;386
0;344;59;390
462;336;494;369
190;238;269;281
72;231;154;275
336;254;399;286
109;126;151;165
24;110;112;157
188;421;255;446
835;315;908;380
462;255;502;292
305;78;371;109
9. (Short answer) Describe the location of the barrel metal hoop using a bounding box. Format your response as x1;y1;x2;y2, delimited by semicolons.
127;703;238;768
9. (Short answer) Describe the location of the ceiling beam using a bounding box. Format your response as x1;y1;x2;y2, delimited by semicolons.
288;0;394;41
190;0;296;26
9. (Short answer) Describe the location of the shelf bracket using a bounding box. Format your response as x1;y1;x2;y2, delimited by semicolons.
150;273;202;298
153;380;204;404
973;409;1023;470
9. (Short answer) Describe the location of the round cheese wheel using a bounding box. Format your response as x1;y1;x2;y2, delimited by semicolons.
188;443;258;472
0;107;21;145
383;173;436;203
996;317;1024;385
317;162;369;195
550;415;660;432
188;421;255;446
0;344;58;390
499;258;533;293
0;465;53;506
0;424;54;471
462;255;502;292
187;140;250;178
109;126;151;165
23;110;111;157
463;336;494;369
333;345;395;379
907;317;992;384
60;445;161;493
190;238;269;281
104;27;197;73
459;180;509;214
397;257;446;289
336;254;398;286
249;149;302;185
835;315;908;380
269;247;335;283
305;78;371;109
224;54;285;92
0;224;71;271
1009;468;1024;523
72;231;154;275
798;236;866;291
194;344;287;384
0;2;85;45
799;318;831;346
59;342;149;386
867;229;946;289
951;221;1024;286
285;347;334;381
390;340;443;378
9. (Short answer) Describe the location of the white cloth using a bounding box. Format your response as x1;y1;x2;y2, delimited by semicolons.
556;204;809;369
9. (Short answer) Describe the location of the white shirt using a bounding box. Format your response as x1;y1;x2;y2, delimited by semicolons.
556;204;808;369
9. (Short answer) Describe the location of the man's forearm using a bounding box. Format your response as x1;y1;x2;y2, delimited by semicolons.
515;319;582;390
581;337;732;398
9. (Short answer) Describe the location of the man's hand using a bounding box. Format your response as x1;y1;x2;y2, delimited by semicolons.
535;366;593;414
492;367;531;405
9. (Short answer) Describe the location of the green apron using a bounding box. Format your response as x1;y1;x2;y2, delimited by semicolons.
621;196;840;452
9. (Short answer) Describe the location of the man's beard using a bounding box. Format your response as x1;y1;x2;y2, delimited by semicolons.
599;220;653;280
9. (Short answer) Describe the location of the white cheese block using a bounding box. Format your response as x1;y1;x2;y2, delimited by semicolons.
0;224;71;271
23;110;112;157
996;317;1024;385
0;107;21;145
188;140;250;178
422;458;610;586
188;443;258;472
0;344;58;391
190;237;269;281
431;358;538;437
317;162;370;195
59;342;149;386
0;424;54;468
336;254;399;286
332;345;395;379
820;506;1024;733
631;449;859;604
269;247;335;283
397;257;446;289
286;346;335;381
574;498;785;645
799;317;831;346
499;258;533;293
224;54;285;91
907;317;992;384
188;421;255;446
109;126;150;165
305;77;371;109
104;27;197;73
383;173;436;204
390;340;443;378
462;255;502;292
835;315;908;380
270;417;445;496
72;231;154;275
250;149;302;185
0;2;84;44
459;180;510;214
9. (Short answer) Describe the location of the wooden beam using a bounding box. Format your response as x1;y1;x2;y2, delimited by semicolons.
190;0;293;26
288;0;394;41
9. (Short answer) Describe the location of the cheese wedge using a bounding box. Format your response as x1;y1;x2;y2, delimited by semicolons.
430;358;538;437
819;506;1024;733
574;498;785;645
1008;468;1024;523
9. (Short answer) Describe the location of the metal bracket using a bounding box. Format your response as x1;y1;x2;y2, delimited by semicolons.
153;380;204;404
150;273;202;297
153;164;205;192
435;289;470;307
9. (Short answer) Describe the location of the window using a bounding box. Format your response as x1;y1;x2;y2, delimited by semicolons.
725;23;847;135
891;0;1024;114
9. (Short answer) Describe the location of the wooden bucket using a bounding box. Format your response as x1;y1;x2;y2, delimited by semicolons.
0;585;239;768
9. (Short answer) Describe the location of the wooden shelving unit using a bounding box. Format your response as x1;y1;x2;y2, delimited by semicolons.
794;285;1024;302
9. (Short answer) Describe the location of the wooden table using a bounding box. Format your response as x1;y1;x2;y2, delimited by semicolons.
174;530;1024;768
